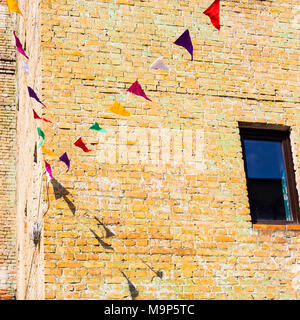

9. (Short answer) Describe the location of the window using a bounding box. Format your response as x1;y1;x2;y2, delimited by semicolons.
239;127;300;224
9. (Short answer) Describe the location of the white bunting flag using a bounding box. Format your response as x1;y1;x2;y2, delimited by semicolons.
21;59;29;75
150;56;170;74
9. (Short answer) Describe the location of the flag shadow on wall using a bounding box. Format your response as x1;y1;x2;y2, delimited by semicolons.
51;178;76;215
89;228;114;251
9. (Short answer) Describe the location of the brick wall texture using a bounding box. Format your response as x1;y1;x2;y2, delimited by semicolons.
0;4;17;300
39;0;300;299
0;0;43;300
1;0;300;299
14;0;44;300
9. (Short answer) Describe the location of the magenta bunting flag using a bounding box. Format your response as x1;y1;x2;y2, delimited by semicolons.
59;152;70;172
174;29;193;61
45;161;53;181
127;81;152;101
28;86;47;108
13;31;29;59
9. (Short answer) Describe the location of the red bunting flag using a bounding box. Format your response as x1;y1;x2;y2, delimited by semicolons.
74;137;92;152
42;118;52;124
203;0;220;31
32;109;52;123
33;109;41;119
127;81;151;101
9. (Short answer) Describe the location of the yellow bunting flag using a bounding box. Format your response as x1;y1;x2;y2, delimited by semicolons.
127;140;137;145
6;0;23;16
108;101;131;117
41;146;58;157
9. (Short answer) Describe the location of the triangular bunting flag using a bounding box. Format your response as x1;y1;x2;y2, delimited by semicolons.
33;109;41;120
37;127;45;146
127;140;137;145
28;86;47;108
41;146;58;157
13;31;28;59
150;56;170;72
174;29;193;61
42;117;52;124
74;137;92;152
59;152;70;172
203;0;220;31
127;81;152;101
21;59;29;75
109;101;131;117
33;109;52;123
6;0;23;16
89;122;107;133
45;161;53;181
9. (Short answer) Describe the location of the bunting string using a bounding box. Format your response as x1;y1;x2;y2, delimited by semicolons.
5;0;222;187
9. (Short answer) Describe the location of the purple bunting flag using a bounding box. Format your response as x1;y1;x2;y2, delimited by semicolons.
174;29;193;61
28;86;47;108
59;152;70;173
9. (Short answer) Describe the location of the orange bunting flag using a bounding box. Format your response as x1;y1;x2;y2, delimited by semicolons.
109;101;131;117
41;146;58;157
127;140;137;145
6;0;23;16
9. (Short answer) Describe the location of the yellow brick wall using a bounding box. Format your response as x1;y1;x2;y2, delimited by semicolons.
0;0;44;300
38;0;300;299
0;3;17;300
15;0;44;300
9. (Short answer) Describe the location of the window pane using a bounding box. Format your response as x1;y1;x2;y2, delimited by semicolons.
243;140;284;179
243;139;292;221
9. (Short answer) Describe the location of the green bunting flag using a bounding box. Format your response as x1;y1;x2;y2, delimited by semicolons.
37;127;45;146
89;122;107;133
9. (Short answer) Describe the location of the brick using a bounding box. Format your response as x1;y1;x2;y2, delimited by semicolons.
1;0;300;301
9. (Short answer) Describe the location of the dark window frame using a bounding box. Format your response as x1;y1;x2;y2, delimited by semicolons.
239;127;300;225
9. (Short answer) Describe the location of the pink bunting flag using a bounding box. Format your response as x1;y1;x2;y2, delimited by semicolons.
13;31;29;59
127;81;152;101
45;161;53;181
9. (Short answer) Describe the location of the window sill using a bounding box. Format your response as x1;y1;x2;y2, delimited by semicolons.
253;224;300;231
